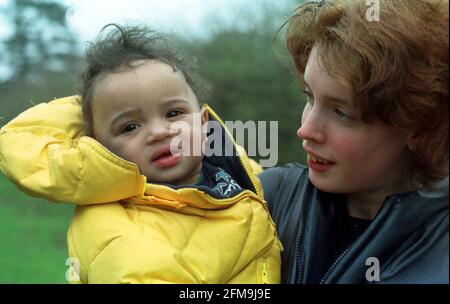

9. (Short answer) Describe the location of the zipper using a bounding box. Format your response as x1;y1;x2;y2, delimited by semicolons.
261;262;269;284
295;181;313;283
319;240;357;284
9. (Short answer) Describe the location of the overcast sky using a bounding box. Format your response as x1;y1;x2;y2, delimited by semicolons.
0;0;295;42
65;0;293;42
0;0;294;79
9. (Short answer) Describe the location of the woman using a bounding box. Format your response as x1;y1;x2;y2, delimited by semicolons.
259;0;448;283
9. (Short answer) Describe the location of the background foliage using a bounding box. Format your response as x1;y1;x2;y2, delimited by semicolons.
0;0;306;283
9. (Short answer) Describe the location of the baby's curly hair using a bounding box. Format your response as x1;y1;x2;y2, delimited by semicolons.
79;23;209;136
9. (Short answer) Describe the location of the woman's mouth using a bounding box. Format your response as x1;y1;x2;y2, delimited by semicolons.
306;153;335;172
309;154;331;164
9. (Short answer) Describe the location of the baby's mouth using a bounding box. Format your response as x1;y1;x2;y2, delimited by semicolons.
151;145;172;161
151;145;181;168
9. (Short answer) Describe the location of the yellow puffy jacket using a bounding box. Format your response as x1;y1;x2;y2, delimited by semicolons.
0;96;282;284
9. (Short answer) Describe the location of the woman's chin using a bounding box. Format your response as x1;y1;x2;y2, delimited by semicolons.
309;173;347;193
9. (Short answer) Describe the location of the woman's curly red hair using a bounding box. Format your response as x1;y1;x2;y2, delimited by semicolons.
286;0;449;187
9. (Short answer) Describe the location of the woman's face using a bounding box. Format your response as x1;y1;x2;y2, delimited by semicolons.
297;47;413;194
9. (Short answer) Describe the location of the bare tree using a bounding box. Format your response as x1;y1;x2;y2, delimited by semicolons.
1;0;79;84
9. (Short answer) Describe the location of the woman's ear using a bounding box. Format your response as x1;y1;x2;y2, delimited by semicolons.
407;131;420;151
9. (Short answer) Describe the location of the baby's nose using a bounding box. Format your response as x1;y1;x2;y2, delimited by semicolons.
145;121;172;143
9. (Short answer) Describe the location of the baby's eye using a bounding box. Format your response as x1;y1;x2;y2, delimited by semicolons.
121;122;140;133
167;110;183;118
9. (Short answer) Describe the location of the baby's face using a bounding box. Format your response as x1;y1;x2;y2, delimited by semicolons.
91;60;207;185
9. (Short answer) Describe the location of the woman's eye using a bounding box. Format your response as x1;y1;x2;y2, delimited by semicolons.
333;108;353;121
302;90;314;104
167;110;183;118
121;123;140;133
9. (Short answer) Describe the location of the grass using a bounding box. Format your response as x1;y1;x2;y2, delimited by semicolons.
0;173;75;283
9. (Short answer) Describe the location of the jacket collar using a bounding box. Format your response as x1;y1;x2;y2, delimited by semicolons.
298;177;449;283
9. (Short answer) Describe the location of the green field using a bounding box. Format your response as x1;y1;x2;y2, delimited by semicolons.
0;173;75;283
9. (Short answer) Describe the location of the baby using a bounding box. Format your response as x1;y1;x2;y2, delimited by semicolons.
80;26;209;187
0;24;282;283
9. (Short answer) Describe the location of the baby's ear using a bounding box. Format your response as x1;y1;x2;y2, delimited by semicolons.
200;106;209;124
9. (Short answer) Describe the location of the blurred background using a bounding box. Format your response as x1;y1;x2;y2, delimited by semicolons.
0;0;307;283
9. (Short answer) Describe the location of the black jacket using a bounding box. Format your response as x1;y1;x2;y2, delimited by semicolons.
259;163;449;284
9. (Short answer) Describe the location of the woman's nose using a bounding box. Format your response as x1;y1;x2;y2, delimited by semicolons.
297;108;326;144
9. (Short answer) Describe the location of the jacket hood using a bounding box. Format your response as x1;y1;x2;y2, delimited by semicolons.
0;96;263;208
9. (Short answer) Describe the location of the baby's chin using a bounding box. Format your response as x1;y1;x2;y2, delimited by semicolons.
142;169;200;186
144;176;197;186
139;155;204;186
